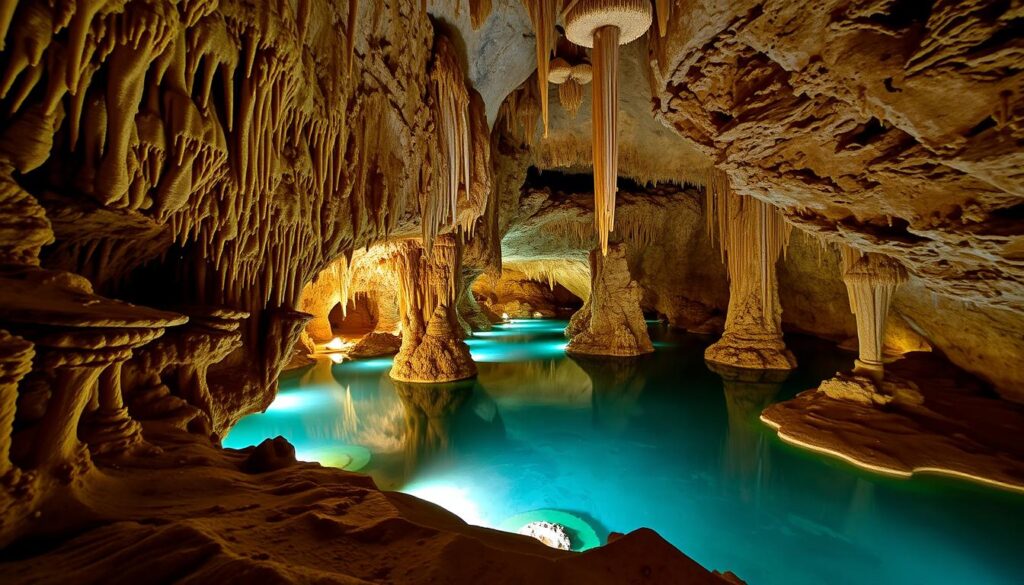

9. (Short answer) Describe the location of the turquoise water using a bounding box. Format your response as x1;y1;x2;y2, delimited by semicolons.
225;320;1024;584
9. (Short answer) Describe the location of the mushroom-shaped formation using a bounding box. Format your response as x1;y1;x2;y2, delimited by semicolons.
548;58;593;118
843;253;910;384
564;0;652;255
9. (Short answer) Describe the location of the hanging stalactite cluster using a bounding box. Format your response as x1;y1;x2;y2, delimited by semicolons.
548;55;592;118
705;170;792;325
497;71;542;148
424;35;472;254
504;258;592;301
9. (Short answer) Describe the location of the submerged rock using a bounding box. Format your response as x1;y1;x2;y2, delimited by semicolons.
519;521;572;551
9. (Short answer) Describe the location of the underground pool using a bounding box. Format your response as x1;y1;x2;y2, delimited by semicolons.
224;320;1024;585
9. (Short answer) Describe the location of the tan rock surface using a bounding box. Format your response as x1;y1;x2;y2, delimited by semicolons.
566;244;654;357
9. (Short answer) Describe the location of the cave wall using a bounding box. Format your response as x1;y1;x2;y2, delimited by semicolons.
648;0;1024;399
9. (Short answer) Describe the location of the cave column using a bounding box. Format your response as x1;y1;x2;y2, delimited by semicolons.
843;254;908;384
565;243;653;356
373;286;402;335
704;190;796;371
0;331;33;477
80;361;143;457
32;326;168;471
389;236;476;383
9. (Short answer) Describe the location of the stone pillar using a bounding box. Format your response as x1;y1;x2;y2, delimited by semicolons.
815;254;919;406
32;326;167;471
390;237;476;383
704;192;795;371
299;263;342;343
843;254;908;384
373;286;402;335
0;331;33;477
565;243;652;357
80;361;145;456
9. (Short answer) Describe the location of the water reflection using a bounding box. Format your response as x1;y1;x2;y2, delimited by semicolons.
709;363;786;505
568;354;649;434
392;379;504;481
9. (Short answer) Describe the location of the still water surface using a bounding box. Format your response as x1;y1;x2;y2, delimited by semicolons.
225;320;1024;585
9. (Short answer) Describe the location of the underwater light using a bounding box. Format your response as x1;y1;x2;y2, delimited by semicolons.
337;357;394;373
265;390;333;413
403;482;485;526
327;352;346;364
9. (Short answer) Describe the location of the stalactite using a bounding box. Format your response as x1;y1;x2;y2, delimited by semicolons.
470;0;492;29
549;56;590;118
522;0;558;138
424;35;471;254
591;26;619;256
543;217;596;248
655;0;669;37
504;258;591;301
346;0;360;75
565;0;651;255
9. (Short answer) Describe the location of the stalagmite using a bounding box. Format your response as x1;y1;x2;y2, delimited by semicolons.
565;243;652;356
704;171;796;371
565;0;651;255
389;237;476;383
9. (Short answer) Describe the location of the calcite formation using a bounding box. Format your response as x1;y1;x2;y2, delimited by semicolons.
703;174;796;371
566;243;653;357
649;0;1024;398
389;237;477;383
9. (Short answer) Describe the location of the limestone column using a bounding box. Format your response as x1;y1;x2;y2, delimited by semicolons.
704;190;795;371
80;362;142;456
0;331;33;477
390;236;476;383
565;243;652;356
34;326;171;470
843;253;908;384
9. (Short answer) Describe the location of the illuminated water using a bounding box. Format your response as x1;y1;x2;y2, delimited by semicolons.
225;320;1024;584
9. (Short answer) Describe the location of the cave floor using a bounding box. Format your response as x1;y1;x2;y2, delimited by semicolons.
0;422;727;584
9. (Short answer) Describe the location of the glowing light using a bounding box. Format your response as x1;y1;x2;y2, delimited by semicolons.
328;352;346;364
325;337;347;351
532;311;543;318
403;482;485;526
265;390;334;413
501;312;510;321
336;357;394;373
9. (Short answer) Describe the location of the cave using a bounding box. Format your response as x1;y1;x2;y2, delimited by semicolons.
1;1;1023;584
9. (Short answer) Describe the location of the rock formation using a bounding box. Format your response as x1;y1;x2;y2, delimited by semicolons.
390;237;477;383
566;243;653;357
649;1;1024;399
703;176;796;371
